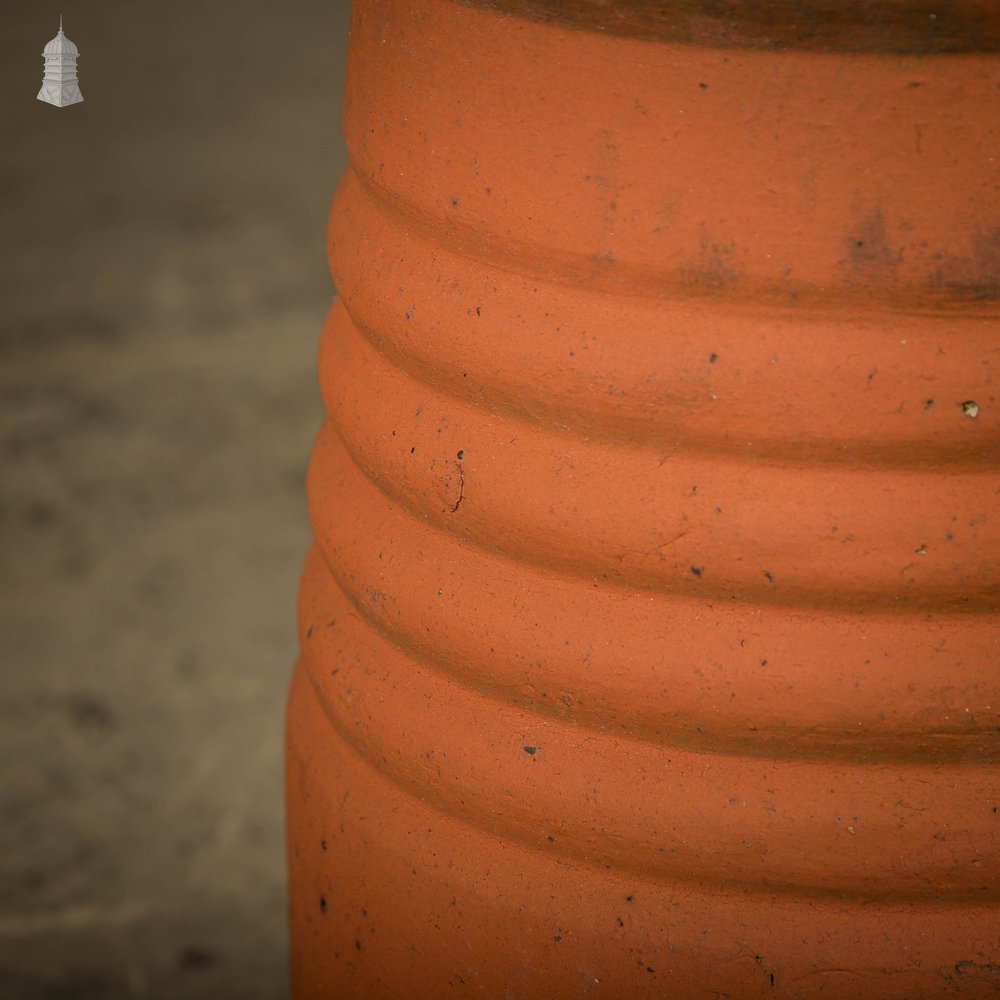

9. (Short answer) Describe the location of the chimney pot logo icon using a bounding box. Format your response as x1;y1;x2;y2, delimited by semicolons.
38;15;83;107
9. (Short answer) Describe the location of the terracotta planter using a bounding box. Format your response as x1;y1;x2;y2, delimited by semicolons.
287;1;1000;995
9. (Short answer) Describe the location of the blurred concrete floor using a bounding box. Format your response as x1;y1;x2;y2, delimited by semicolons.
0;2;350;996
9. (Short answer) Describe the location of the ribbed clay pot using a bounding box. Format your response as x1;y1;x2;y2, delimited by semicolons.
287;2;1000;996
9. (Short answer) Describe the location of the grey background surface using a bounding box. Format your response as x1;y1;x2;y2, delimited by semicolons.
1;2;351;996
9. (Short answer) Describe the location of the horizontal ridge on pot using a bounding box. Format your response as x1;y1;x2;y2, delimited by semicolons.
299;544;1000;899
289;657;1000;997
315;296;999;613
306;420;1000;764
332;168;1000;466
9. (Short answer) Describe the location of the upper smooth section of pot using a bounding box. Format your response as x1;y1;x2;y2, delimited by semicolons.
460;0;1000;53
342;0;1000;311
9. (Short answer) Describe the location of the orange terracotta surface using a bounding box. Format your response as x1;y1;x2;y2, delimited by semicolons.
287;1;1000;996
